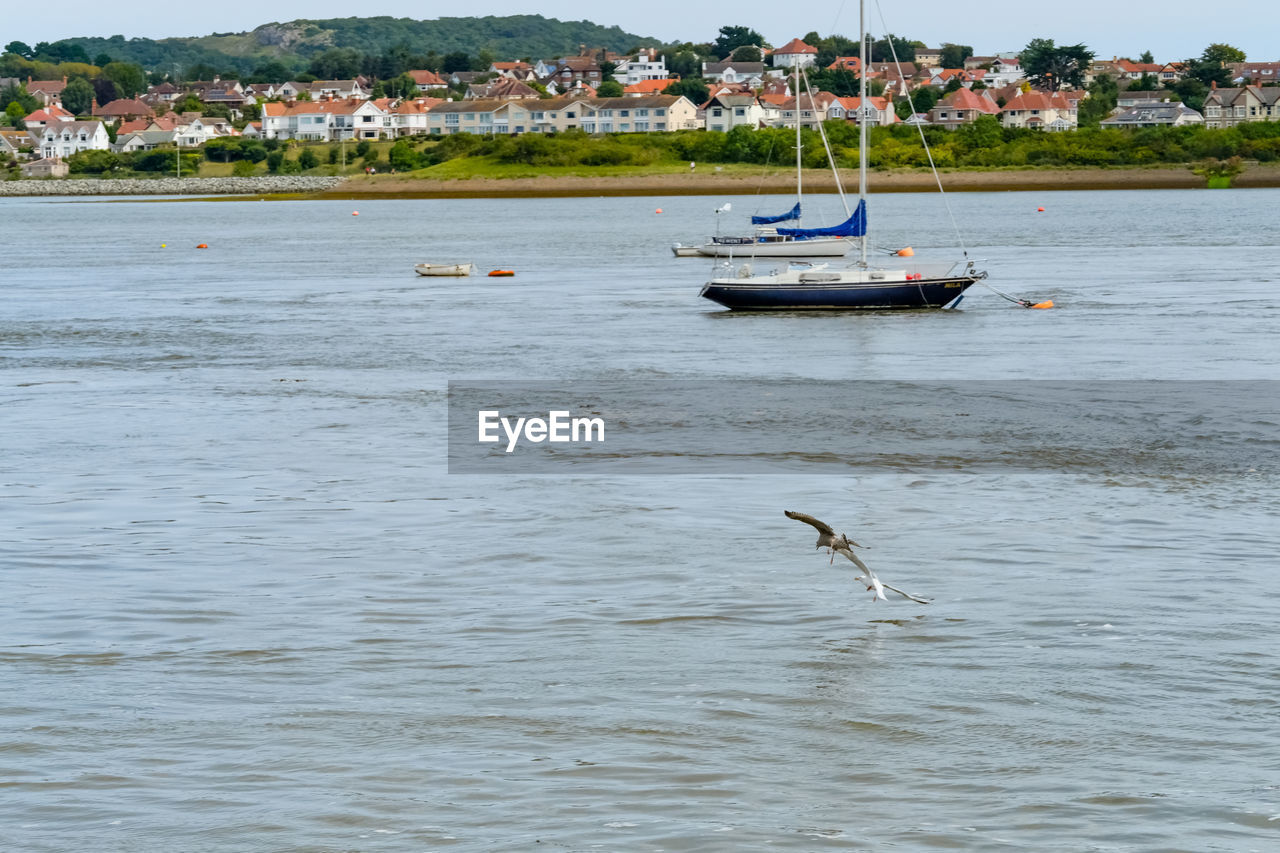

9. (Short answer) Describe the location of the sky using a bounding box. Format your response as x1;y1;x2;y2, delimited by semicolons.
3;1;1274;64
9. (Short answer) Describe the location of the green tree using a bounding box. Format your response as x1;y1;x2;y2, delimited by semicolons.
1202;43;1246;66
1020;38;1093;90
939;43;973;68
308;48;361;79
663;49;703;79
4;41;33;59
389;138;419;170
595;80;624;97
172;94;204;114
266;150;284;172
2;83;40;116
1139;50;1154;64
871;34;916;63
896;86;938;118
442;52;472;73
1078;74;1118;127
62;76;95;115
232;159;256;176
67;148;120;173
714;25;766;59
1165;76;1209;113
663;78;709;105
955;114;1003;152
297;147;319;169
249;60;293;83
730;45;762;63
1183;43;1246;88
5;102;27;128
102;61;147;98
93;53;113;67
1128;73;1160;91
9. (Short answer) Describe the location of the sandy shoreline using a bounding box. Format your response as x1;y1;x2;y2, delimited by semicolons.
315;165;1280;199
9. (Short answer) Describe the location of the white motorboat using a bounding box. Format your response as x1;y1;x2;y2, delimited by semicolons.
414;262;475;277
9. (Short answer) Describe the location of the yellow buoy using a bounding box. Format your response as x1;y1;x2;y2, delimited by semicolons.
160;244;166;248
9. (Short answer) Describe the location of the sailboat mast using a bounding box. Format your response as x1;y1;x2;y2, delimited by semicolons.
795;60;803;226
858;0;868;265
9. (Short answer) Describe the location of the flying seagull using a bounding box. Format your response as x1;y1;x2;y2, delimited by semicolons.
784;510;930;604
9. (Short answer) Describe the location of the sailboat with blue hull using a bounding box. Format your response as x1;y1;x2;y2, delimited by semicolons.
699;0;986;311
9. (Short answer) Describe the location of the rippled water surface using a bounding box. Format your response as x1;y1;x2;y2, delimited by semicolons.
3;189;1280;851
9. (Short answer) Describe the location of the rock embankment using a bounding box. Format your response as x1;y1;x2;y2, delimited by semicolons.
0;176;345;196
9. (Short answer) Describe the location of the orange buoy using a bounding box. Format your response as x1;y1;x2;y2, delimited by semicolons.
896;246;914;257
352;211;359;216
1037;207;1045;212
196;243;208;249
655;208;663;214
488;270;515;277
1030;300;1054;309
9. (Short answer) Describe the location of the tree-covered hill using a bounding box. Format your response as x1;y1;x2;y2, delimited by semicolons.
32;15;661;75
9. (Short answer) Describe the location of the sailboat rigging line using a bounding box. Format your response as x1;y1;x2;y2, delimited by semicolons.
871;0;968;261
800;68;853;218
872;0;1048;309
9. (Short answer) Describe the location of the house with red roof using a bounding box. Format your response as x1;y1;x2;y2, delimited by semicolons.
261;98;389;141
92;98;155;124
927;88;1001;129
22;104;75;129
624;78;674;97
1000;91;1076;130
771;38;818;69
25;77;67;106
832;96;898;126
408;69;449;90
827;57;863;74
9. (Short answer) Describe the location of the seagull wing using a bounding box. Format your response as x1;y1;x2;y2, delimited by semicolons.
832;545;870;573
880;582;931;605
785;510;835;536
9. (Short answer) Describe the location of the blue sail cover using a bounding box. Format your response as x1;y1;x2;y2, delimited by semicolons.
751;202;802;225
776;199;867;239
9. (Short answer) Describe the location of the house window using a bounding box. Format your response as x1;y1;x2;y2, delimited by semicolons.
446;114;459;124
655;109;665;116
734;108;745;116
620;110;629;117
712;108;722;117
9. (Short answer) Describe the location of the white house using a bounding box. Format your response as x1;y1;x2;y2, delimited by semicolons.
39;120;110;158
982;58;1026;88
617;50;669;86
1000;91;1077;131
771;38;818;69
702;61;771;87
704;93;764;131
260;98;389;140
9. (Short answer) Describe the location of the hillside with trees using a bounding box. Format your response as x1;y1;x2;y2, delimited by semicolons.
6;15;662;77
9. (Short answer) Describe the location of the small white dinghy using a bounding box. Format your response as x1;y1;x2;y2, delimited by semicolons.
414;262;475;277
